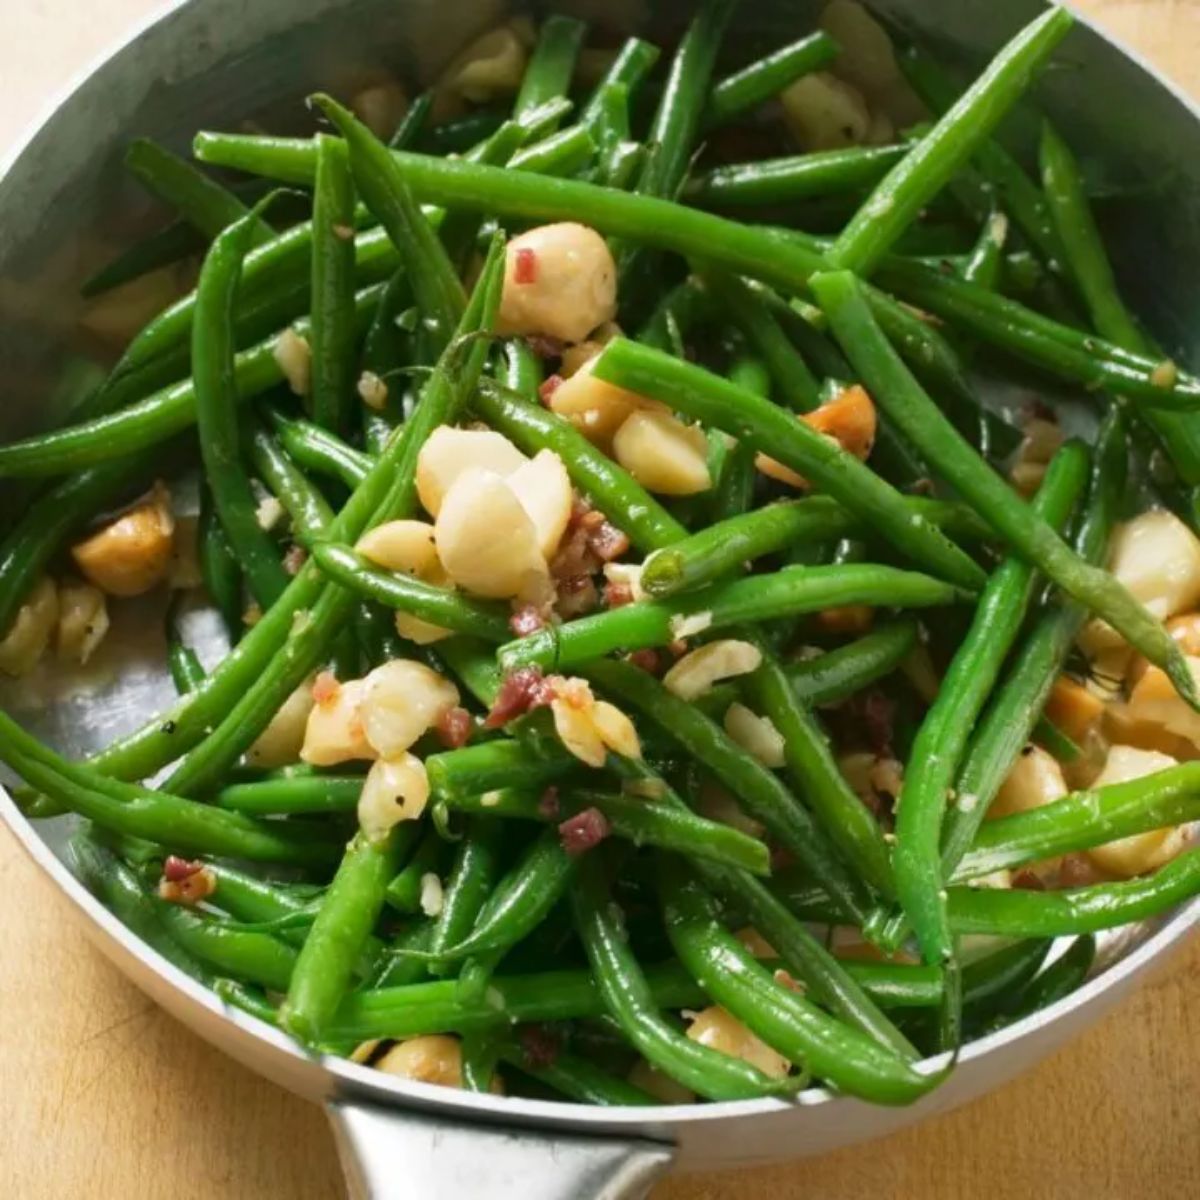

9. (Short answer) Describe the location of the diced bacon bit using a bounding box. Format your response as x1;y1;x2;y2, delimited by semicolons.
558;806;611;856
773;968;804;993
484;666;555;728
550;523;600;581
509;604;547;637
514;247;538;284
604;579;634;609
537;786;561;819
518;1023;561;1070
312;671;341;706
568;497;595;529
158;857;216;905
436;706;473;750
769;845;796;872
538;374;564;406
526;334;566;361
627;648;661;674
1012;869;1046;891
283;544;308;575
556;574;598;618
858;690;896;757
586;519;630;563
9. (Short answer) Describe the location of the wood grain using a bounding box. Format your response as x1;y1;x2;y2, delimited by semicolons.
2;3;1199;1197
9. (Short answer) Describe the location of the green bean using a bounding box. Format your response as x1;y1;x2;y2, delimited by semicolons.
874;255;1200;413
247;424;335;541
941;407;1127;873
385;824;446;913
1039;121;1200;491
445;787;770;877
125;138;274;244
69;832;210;982
580;38;661;135
699;865;916;1056
426;740;578;802
308;542;511;641
214;979;282;1026
281;821;421;1042
745;643;894;897
703;30;839;129
215;774;360;815
700;267;820;410
156;901;300;992
81;219;206;298
687;145;907;208
309;134;359;432
425;819;507;976
460;1027;504;1092
369;921;434;989
988;936;1095;1027
165;595;206;694
659;861;941;1105
267;405;372;487
828;9;1073;275
0;285;383;479
312;94;464;355
811;269;1198;709
497;1041;656;1106
503;562;964;674
591;338;984;591
640;496;988;599
889;440;1089;968
154;240;505;800
636;277;715;356
198;487;245;642
387;91;434;149
584;658;871;923
571;852;793;1101
0;712;335;867
946;853;1200;936
784;619;919;706
192;199;291;607
962;208;1009;291
473;378;688;553
204;862;314;925
956;762;1200;881
321;959;704;1042
514;14;586;120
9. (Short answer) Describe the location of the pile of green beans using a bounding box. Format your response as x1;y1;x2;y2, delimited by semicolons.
6;4;1200;1117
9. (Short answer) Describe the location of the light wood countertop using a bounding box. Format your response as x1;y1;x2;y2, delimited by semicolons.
2;2;1199;1196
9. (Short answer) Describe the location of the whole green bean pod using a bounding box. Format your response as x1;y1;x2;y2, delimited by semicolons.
156;901;300;992
215;774;362;815
312;94;464;355
125;138;275;244
247;424;335;541
784;619;919;707
426;819;507;976
640;496;988;598
590;338;985;591
703;30;839;129
308;542;511;641
474;378;688;553
193;199;290;606
267;406;373;487
501;562;966;673
956;761;1200;881
986;936;1096;1028
1039;120;1200;492
0;713;335;868
811;269;1199;710
890;440;1090;967
946;854;1200;936
281;822;422;1043
426;740;578;802
941;406;1127;872
193;133;1200;410
686;145;907;208
580;38;661;135
584;658;872;923
570;852;795;1101
827;8;1073;275
659;861;942;1105
199;485;245;642
744;643;894;897
309;134;359;432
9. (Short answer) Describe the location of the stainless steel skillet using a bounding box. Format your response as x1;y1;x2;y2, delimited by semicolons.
2;1;1199;1195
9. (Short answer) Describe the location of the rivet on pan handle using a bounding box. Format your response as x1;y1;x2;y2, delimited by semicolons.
327;1099;675;1199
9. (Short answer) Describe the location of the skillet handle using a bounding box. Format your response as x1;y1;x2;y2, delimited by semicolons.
327;1099;674;1199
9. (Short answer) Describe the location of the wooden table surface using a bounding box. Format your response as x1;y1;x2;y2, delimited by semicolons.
3;2;1200;1196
